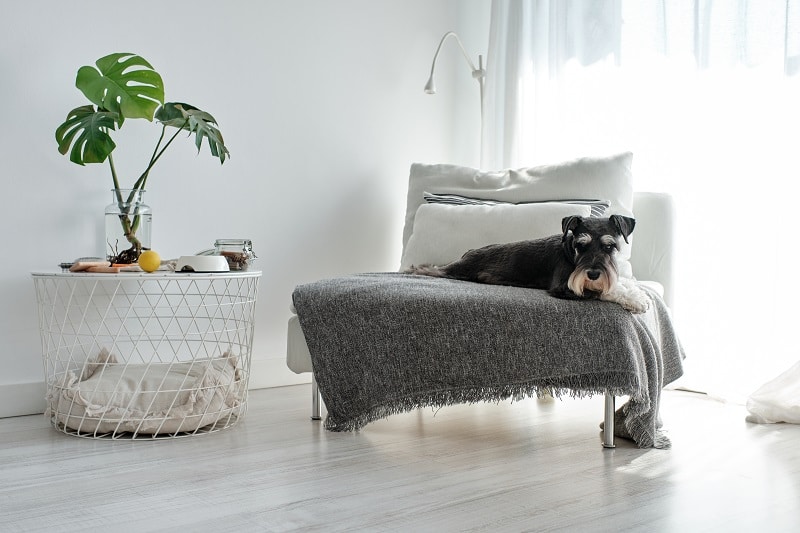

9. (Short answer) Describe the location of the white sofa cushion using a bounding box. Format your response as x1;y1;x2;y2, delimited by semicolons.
400;202;591;270
402;152;635;276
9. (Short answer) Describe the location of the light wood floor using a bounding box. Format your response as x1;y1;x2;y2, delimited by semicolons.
1;386;798;532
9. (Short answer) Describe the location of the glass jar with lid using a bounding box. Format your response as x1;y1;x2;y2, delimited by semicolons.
198;239;257;271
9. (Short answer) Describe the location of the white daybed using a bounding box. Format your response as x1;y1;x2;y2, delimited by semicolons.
286;153;683;448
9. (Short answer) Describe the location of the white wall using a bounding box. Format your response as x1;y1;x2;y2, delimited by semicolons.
0;0;490;417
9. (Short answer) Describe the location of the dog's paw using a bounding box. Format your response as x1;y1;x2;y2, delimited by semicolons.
621;290;650;314
602;283;651;313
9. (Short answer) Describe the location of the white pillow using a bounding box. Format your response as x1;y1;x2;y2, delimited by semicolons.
401;153;635;276
400;202;591;270
49;348;244;435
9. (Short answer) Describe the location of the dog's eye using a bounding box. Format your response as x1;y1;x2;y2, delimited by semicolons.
603;244;616;253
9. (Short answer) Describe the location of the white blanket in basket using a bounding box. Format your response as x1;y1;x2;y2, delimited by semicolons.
48;348;244;435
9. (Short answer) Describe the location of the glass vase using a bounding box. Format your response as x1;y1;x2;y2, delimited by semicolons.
104;188;152;264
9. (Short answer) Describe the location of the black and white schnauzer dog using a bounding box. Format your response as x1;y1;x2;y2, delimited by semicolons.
406;215;650;313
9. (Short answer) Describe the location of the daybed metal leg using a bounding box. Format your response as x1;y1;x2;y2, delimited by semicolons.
603;393;616;448
311;374;322;421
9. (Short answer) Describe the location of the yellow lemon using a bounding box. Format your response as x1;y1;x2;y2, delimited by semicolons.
138;250;161;273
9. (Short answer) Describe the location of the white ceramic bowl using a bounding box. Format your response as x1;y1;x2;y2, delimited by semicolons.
175;255;230;273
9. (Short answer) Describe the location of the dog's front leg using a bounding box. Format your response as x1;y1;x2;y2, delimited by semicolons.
548;283;585;301
547;264;587;301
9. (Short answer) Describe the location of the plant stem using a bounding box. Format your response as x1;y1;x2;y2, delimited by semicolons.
123;124;185;241
123;127;167;238
109;153;126;213
107;118;189;262
108;154;143;259
109;153;121;192
140;124;167;190
131;120;188;192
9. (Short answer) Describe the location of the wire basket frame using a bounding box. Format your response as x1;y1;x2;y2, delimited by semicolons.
32;271;260;440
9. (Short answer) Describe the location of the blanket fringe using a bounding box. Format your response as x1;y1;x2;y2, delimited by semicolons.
322;376;635;435
614;403;672;449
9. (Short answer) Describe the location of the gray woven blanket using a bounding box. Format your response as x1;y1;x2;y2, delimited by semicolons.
293;273;684;448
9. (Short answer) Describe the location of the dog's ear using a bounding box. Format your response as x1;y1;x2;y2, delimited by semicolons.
610;215;636;243
560;216;581;262
561;215;582;237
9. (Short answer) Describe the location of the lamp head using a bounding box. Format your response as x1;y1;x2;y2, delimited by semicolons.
424;76;436;94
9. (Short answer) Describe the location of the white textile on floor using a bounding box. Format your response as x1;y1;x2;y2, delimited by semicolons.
746;361;800;424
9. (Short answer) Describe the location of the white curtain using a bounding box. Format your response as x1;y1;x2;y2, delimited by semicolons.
484;0;800;401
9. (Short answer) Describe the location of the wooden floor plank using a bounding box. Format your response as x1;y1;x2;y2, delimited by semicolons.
1;386;798;532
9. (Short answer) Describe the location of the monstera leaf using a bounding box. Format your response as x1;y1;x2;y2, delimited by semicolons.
55;105;118;165
155;102;229;164
55;51;229;203
76;53;165;125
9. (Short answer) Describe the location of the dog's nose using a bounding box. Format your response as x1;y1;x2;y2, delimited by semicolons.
587;269;602;281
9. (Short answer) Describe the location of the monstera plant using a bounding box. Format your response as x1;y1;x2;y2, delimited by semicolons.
55;52;229;263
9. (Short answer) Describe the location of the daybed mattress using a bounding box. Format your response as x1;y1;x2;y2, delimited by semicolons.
286;280;665;375
291;273;683;448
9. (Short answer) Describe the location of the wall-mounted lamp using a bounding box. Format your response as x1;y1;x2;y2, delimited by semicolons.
423;31;486;120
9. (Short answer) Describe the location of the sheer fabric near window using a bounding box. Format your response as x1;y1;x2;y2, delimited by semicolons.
484;0;800;401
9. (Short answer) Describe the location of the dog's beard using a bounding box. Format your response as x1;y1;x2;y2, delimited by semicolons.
568;267;618;297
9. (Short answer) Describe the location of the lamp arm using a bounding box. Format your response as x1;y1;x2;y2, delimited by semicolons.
424;31;486;95
429;31;479;76
424;31;486;166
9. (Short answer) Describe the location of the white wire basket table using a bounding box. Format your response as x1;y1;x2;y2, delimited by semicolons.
31;270;261;439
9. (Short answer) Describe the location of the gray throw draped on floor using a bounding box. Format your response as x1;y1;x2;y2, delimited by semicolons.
293;273;684;448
